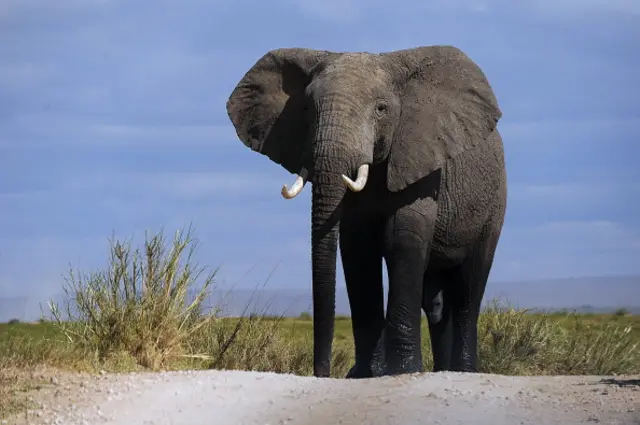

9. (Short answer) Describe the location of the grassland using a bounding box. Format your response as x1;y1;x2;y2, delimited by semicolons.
1;228;638;420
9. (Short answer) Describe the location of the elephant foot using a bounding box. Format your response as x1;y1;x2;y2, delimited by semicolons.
436;360;478;373
345;364;372;379
384;365;424;376
347;330;387;379
450;352;479;373
449;364;479;373
345;359;386;379
384;354;424;376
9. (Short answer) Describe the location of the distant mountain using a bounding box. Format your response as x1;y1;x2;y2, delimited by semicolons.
209;275;640;317
542;305;640;315
1;275;638;322
483;275;640;312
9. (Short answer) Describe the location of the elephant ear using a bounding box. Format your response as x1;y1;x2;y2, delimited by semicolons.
226;48;337;175
385;45;502;192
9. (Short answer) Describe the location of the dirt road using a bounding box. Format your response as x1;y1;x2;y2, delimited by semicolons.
8;370;640;425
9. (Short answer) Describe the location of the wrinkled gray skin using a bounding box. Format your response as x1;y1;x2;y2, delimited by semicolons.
226;45;507;378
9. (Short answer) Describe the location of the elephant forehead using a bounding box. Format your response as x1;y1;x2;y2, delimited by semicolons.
317;54;390;89
323;53;380;72
334;52;379;65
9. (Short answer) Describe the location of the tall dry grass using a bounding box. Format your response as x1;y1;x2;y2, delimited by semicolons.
48;227;218;369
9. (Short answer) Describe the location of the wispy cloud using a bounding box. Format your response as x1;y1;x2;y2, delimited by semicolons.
535;220;639;247
0;235;105;297
1;0;638;309
284;0;367;22
529;0;640;16
508;182;640;217
0;0;110;18
285;0;640;21
501;118;640;144
493;220;640;280
0;120;236;148
58;171;289;198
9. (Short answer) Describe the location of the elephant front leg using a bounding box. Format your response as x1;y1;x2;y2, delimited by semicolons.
340;218;385;379
383;202;436;376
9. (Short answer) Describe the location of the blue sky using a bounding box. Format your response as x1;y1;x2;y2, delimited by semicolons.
1;0;639;301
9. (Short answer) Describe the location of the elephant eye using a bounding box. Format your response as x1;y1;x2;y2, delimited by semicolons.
375;102;387;114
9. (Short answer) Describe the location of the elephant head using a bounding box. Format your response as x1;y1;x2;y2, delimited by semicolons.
226;45;501;377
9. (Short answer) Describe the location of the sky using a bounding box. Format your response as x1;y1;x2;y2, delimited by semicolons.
1;0;639;306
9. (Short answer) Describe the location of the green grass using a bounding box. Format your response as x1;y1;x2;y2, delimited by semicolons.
1;227;638;419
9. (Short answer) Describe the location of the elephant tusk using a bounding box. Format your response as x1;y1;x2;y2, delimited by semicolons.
341;164;369;192
281;168;309;199
281;175;305;199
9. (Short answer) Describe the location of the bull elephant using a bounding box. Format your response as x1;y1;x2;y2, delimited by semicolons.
226;45;507;378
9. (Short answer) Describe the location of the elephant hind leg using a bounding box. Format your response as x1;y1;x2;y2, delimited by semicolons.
423;269;453;372
447;227;503;372
423;285;444;324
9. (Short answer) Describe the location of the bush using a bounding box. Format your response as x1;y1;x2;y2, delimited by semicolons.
475;300;562;375
298;312;312;321
42;227;353;376
553;315;638;375
614;308;630;317
471;299;639;376
48;227;218;370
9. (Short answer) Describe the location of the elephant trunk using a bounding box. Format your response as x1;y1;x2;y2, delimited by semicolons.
310;128;361;377
308;93;373;377
310;166;345;378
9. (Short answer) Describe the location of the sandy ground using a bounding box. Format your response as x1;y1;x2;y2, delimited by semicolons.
6;369;639;425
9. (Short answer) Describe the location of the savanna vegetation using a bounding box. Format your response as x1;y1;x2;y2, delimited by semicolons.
1;228;638;419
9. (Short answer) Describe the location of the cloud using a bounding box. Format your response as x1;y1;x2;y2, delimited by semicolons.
493;220;640;280
0;62;59;90
0;118;238;148
500;118;640;148
57;171;289;199
0;0;111;18
284;0;640;22
0;235;106;297
535;220;639;247
529;0;640;16
1;0;111;9
508;182;640;218
85;125;235;146
284;0;366;22
281;0;496;24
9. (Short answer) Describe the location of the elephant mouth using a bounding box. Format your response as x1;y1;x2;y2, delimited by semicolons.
280;163;370;199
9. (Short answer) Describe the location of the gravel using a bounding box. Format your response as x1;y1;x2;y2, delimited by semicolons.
7;370;640;425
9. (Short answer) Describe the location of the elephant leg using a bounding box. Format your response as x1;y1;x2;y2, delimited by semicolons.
447;228;501;372
422;270;453;372
340;218;385;379
382;201;436;376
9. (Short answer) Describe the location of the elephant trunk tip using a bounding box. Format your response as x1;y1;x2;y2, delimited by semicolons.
341;164;369;192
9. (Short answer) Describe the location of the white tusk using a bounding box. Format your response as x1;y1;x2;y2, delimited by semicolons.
341;164;369;192
281;175;306;199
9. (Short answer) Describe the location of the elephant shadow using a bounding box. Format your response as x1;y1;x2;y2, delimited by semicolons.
598;378;640;388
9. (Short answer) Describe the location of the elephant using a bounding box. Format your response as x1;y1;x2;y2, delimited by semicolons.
226;45;507;378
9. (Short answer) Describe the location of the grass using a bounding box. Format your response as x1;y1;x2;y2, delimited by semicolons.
1;227;639;419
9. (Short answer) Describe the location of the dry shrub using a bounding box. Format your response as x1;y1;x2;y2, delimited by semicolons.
48;226;217;370
475;299;639;375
